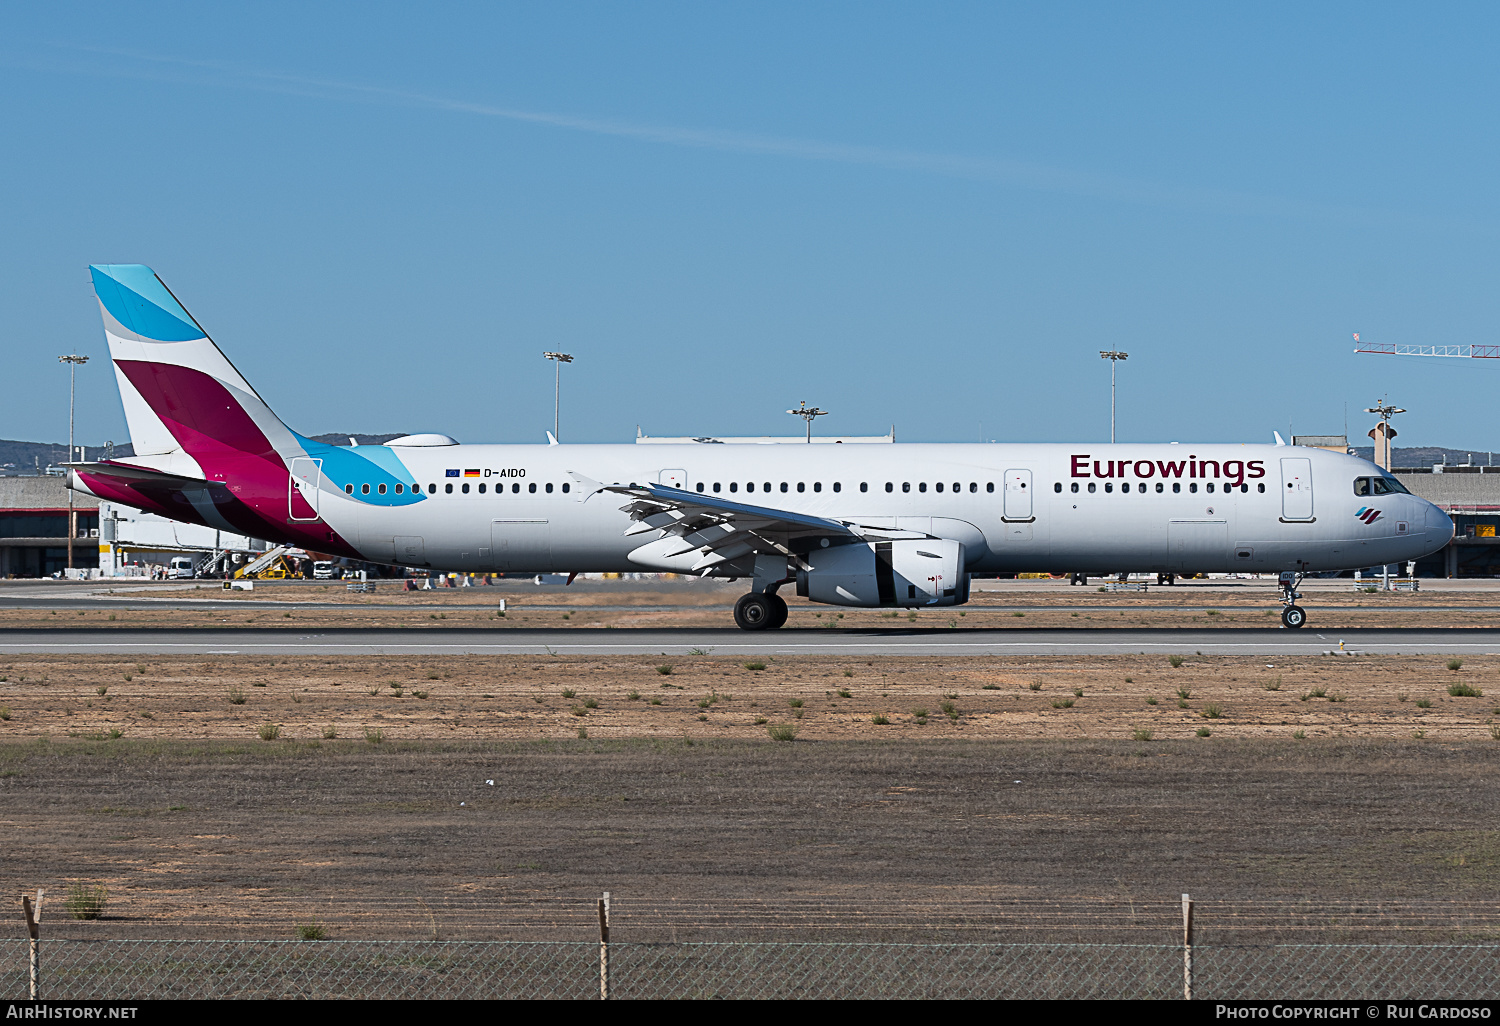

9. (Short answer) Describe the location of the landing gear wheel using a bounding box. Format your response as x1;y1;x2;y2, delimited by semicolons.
1281;605;1307;629
767;594;789;629
734;593;776;631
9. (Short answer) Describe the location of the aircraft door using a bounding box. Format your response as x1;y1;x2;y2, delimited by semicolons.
659;469;687;489
492;519;552;572
1003;469;1033;521
1280;458;1314;521
289;457;322;521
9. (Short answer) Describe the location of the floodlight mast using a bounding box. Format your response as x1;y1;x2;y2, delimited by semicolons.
786;402;828;443
1099;350;1128;443
542;352;573;441
1364;397;1406;471
59;354;89;571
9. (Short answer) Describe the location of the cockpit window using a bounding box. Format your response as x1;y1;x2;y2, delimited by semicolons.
1372;476;1409;495
1354;477;1372;496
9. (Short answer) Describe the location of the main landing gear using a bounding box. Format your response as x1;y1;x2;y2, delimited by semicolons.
734;591;789;630
1279;570;1308;629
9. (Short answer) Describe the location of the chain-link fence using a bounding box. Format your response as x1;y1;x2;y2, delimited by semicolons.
7;939;1500;1000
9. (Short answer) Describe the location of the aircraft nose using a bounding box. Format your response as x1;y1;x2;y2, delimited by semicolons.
1425;501;1454;545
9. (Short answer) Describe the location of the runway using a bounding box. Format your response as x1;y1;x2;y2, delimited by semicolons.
3;626;1498;656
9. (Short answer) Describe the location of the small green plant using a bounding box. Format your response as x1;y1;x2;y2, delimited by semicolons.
427;672;441;680
322;726;338;739
1264;677;1282;691
1202;704;1223;719
1413;729;1427;739
296;922;327;941
1168;655;1184;668
1012;611;1025;617
578;727;589;739
1490;722;1500;741
768;723;797;741
0;708;11;722
108;729;123;740
1176;687;1191;700
1132;728;1153;741
413;690;428;700
364;728;385;744
1293;730;1306;739
1177;699;1189;709
871;714;890;725
744;662;766;671
571;706;587;717
65;884;108;921
907;611;917;621
688;648;711;656
1329;693;1345;703
252;681;266;688
96;686;107;696
1447;658;1464;672
561;689;576;699
982;683;999;690
1072;688;1084;698
627;691;640;701
913;707;929;719
1029;681;1042;692
838;689;851;698
1146;697;1158;705
789;698;804;708
1051;698;1074;709
122;674;131;682
257;723;280;741
137;711;152;719
1124;677;1133;683
391;688;404;698
1206;610;1220;618
1449;683;1484;698
650;697;662;705
754;717;768;725
940;700;958;720
1196;726;1211;737
1415;698;1432;709
656;664;674;675
583;697;599;709
1397;693;1408;702
1309;686;1327;699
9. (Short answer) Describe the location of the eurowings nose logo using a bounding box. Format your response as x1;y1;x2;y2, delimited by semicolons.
1356;507;1383;524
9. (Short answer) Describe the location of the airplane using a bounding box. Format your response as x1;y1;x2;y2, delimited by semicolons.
68;264;1454;630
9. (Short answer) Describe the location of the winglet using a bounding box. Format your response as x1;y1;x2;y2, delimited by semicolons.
1273;432;1287;447
546;431;559;446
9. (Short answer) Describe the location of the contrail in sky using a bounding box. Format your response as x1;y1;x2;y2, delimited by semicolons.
10;44;1455;231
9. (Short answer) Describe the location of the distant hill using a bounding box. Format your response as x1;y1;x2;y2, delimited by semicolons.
309;433;404;446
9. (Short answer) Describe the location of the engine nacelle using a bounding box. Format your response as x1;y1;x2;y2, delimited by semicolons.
796;538;969;608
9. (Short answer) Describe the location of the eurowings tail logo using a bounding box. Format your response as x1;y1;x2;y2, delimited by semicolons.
1356;507;1383;524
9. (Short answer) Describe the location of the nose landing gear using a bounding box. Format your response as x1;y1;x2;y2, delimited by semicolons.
1279;570;1307;629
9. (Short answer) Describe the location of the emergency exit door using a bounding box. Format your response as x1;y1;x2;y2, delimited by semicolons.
1003;469;1034;521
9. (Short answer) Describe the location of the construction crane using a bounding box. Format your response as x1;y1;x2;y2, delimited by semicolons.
1353;333;1500;360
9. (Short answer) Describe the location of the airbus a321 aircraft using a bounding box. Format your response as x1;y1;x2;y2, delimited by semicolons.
69;264;1454;630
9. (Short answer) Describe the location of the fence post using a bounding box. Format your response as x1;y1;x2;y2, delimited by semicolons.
598;891;611;1000
1181;892;1193;1000
22;889;43;1001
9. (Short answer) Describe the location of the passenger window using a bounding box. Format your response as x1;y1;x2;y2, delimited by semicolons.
444;484;452;494
696;482;704;493
798;482;806;493
952;482;960;493
764;482;771;493
935;482;944;493
713;482;721;492
1206;483;1215;493
918;483;927;493
986;482;994;493
529;483;537;493
462;483;470;493
1105;482;1114;493
833;482;841;492
903;483;911;493
1257;483;1265;493
361;484;370;494
345;484;353;494
1173;483;1181;493
885;482;893;492
730;482;738;493
562;483;570;493
780;482;788;493
1088;482;1096;493
1156;482;1164;493
969;482;977;493
860;482;869;492
813;482;822;493
1239;483;1248;493
512;483;520;493
395;484;404;494
428;484;437;494
1070;482;1079;493
477;483;485;494
1189;483;1198;493
1054;482;1062;493
746;482;755;493
1354;477;1371;496
546;483;554;493
378;483;387;495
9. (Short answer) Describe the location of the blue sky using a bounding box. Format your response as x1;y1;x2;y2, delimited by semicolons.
3;3;1499;449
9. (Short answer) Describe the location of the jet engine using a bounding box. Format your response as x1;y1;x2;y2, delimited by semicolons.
795;538;969;608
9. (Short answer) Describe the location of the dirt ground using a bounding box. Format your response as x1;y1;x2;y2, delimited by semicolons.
0;652;1495;743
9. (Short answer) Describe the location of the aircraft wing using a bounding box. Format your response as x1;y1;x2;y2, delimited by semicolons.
602;483;861;574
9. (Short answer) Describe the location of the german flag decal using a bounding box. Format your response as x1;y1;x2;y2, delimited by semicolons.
464;469;481;478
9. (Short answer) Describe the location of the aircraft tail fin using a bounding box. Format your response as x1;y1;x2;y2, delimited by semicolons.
89;264;303;476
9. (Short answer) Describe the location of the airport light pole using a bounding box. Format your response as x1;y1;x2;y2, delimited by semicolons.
543;352;573;441
59;354;89;572
1364;398;1406;471
787;401;828;442
1099;350;1128;443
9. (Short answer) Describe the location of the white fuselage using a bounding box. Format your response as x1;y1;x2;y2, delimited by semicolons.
324;441;1452;577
